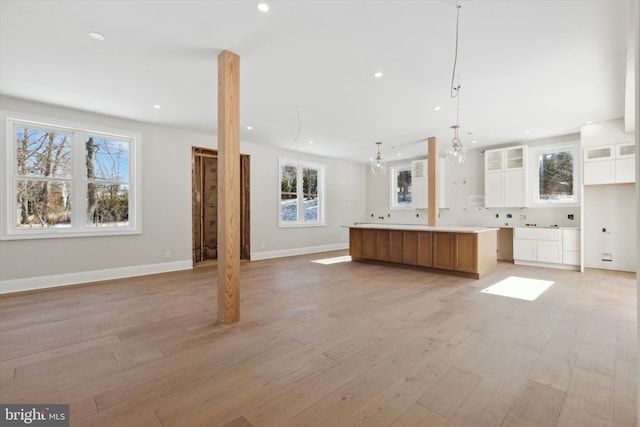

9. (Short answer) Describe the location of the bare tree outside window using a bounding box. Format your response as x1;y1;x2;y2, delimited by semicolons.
4;112;140;239
396;169;412;206
538;151;574;201
279;159;324;226
303;167;318;221
390;164;413;208
86;136;130;227
280;164;298;223
15;127;72;228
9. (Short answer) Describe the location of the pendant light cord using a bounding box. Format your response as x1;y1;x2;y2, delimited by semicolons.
455;77;461;130
450;3;461;98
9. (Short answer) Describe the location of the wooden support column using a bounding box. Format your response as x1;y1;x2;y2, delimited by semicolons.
427;137;439;227
217;50;240;324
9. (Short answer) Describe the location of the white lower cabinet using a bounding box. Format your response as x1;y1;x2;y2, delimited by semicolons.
562;229;580;266
513;238;536;261
514;227;580;270
536;240;563;264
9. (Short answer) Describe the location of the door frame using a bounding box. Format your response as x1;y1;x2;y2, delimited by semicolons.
192;147;250;265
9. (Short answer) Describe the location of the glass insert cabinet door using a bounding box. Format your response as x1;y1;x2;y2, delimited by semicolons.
505;146;525;170
485;149;503;172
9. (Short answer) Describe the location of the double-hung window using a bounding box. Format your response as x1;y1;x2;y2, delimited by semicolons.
279;157;324;227
1;111;142;239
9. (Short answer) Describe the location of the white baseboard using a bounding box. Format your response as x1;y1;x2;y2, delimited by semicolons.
251;243;348;261
514;260;580;271
0;260;192;294
1;244;351;294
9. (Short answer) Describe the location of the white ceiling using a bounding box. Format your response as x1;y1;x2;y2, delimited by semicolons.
0;0;630;162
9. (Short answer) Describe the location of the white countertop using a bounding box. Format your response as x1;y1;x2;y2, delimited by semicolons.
509;226;580;230
348;223;499;233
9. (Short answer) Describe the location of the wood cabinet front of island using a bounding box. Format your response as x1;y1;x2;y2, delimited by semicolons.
349;227;497;279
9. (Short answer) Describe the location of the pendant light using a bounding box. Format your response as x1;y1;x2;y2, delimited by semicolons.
446;2;466;165
446;87;467;164
370;142;387;174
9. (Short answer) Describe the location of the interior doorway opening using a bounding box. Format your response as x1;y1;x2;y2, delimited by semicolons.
192;147;250;266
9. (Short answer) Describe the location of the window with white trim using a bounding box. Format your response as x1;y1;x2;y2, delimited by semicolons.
279;158;324;226
532;143;580;205
1;111;142;239
390;163;413;208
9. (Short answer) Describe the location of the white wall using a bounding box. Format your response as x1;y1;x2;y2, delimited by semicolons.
581;118;636;272
0;95;366;292
248;141;367;259
583;184;636;272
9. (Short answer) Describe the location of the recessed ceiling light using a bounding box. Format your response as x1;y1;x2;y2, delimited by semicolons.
373;71;383;78
153;104;161;109
524;131;531;135
397;153;402;157
246;125;253;130
308;140;314;144
434;106;441;111
584;121;593;125
257;3;269;12
88;32;105;41
471;140;477;144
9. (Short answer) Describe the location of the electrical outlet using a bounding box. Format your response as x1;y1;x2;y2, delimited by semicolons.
568;214;574;220
520;214;526;220
165;251;172;259
506;213;512;219
601;253;613;262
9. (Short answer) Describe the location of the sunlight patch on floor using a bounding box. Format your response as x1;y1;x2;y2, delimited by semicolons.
481;276;554;301
311;255;352;265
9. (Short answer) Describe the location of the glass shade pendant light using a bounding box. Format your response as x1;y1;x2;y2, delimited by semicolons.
370;141;387;174
446;124;466;164
446;2;466;165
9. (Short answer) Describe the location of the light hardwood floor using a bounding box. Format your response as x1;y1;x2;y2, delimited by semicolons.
0;251;636;426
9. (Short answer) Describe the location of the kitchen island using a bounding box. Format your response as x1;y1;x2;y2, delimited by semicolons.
348;223;498;279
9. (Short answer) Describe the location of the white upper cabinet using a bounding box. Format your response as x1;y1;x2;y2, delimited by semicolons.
584;145;613;161
484;145;527;207
411;159;426;179
615;143;635;183
485;149;503;172
584;142;635;185
505;146;526;170
411;158;445;209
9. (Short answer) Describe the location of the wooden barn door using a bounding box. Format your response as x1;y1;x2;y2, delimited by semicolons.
192;147;250;266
